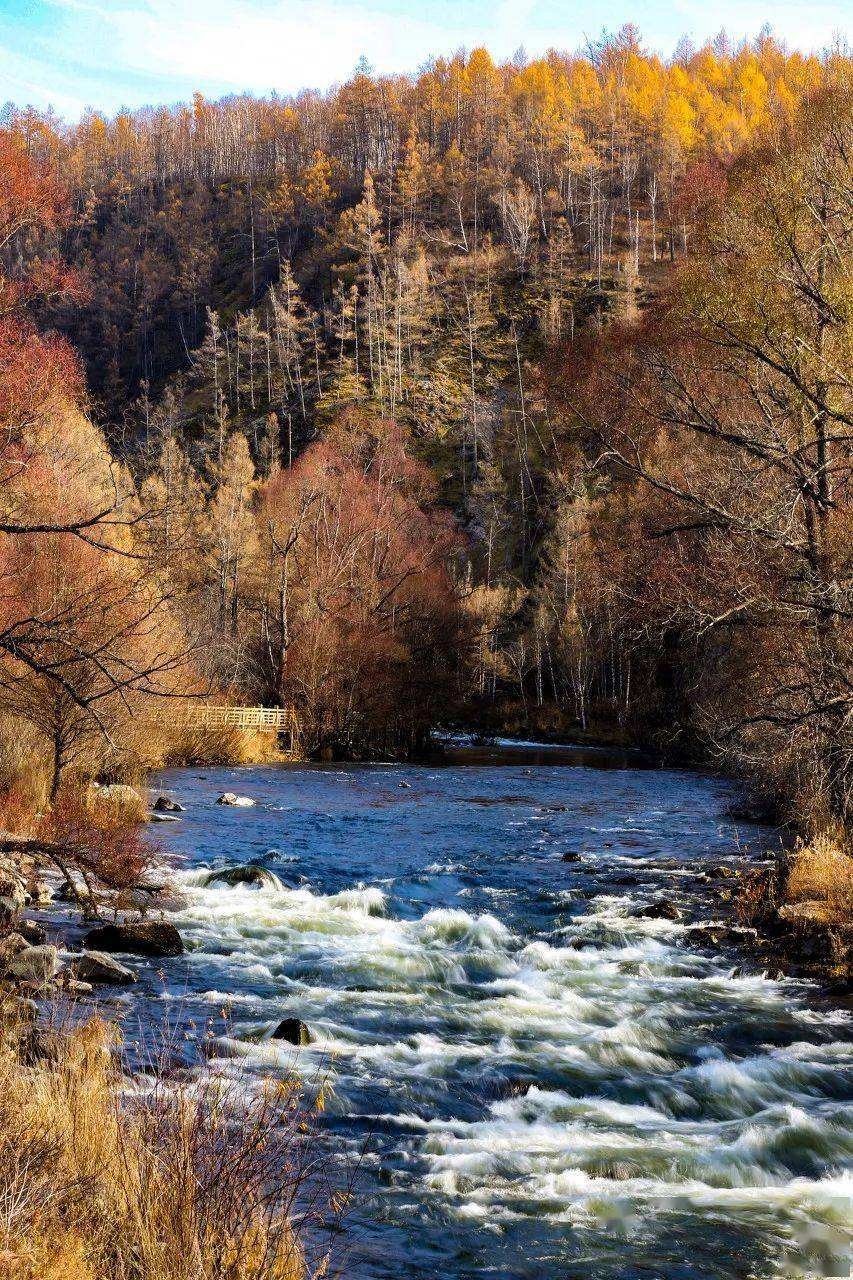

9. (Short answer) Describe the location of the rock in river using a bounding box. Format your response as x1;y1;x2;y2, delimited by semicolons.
20;920;46;945
75;950;137;986
83;921;185;957
25;878;54;907
216;793;255;807
270;1017;312;1045
57;878;94;906
8;944;60;985
632;899;683;922
153;795;186;813
204;864;284;891
689;925;730;948
0;865;26;929
0;932;28;966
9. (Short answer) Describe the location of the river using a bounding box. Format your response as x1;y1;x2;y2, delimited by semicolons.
76;747;853;1278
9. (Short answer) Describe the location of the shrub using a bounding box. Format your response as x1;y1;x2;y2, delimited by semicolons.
164;725;283;767
785;829;853;923
25;784;153;911
0;1014;316;1280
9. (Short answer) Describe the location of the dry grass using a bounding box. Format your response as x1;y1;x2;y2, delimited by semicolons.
0;709;288;836
84;778;147;829
164;726;285;767
0;716;49;828
0;1011;318;1280
785;828;853;922
86;782;149;826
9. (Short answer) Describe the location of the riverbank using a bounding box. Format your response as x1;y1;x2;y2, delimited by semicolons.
0;832;316;1280
735;830;853;991
0;1005;308;1280
454;702;637;753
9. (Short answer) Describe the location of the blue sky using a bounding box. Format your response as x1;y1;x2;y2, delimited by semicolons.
1;0;849;120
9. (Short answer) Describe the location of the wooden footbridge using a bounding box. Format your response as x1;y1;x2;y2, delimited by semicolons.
180;704;299;753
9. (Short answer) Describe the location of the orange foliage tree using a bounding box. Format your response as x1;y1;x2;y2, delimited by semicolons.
551;87;853;825
0;521;188;798
0;128;193;804
253;411;465;755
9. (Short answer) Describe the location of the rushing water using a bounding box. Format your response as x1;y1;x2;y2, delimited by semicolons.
75;749;853;1278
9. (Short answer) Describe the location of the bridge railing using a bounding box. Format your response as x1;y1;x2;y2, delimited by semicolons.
186;705;296;730
174;704;299;750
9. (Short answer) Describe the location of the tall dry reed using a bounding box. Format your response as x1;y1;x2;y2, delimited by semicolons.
0;1011;328;1280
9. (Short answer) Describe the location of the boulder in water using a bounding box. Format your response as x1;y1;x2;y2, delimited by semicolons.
25;878;54;907
0;932;28;965
8;944;60;985
75;950;137;986
270;1017;312;1046
63;978;93;995
0;865;26;929
632;899;682;922
216;793;255;807
560;852;583;863
204;864;284;891
153;795;186;813
83;921;184;957
706;864;738;880
690;925;729;948
56;878;94;907
150;811;182;823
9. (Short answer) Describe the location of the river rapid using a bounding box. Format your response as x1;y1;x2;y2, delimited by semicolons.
85;748;853;1278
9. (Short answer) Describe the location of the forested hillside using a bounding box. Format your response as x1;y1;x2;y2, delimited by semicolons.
39;28;826;415
2;28;851;828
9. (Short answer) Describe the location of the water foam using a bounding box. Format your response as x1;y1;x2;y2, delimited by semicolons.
151;778;853;1280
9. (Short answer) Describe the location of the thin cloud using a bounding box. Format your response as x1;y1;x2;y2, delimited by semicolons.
46;0;472;94
0;45;87;117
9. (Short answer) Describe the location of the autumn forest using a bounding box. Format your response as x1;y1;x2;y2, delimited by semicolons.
1;27;851;829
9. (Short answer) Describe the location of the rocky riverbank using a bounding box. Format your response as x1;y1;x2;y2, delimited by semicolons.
0;795;190;1018
0;781;263;1003
2;786;852;1029
735;834;853;992
0;842;326;1063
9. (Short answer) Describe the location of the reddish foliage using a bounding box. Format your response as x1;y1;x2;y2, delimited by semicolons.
671;159;728;231
0;129;78;317
0;318;83;428
0;128;85;506
0;782;38;836
38;788;150;892
258;413;464;752
0;131;67;245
